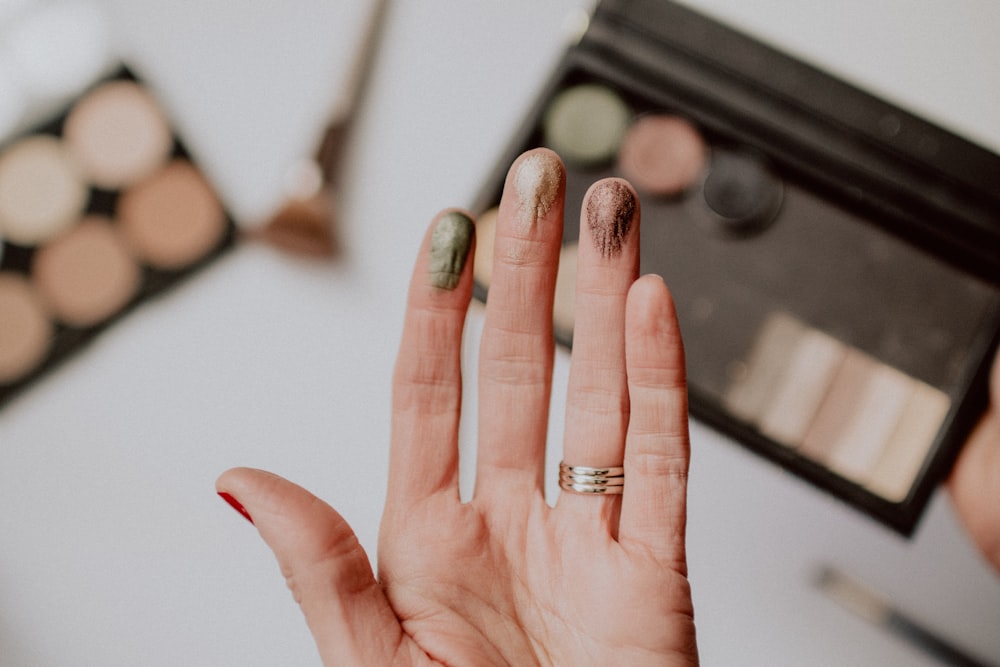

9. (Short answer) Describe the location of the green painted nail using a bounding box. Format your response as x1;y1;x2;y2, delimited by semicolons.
429;212;474;289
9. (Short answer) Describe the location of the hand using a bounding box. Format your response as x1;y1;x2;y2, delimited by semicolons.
216;148;698;665
948;348;1000;572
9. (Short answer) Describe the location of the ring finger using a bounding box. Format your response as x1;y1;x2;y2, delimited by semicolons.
557;178;640;525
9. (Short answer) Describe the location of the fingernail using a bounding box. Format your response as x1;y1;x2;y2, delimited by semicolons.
429;211;474;290
514;151;562;232
586;179;636;258
218;492;254;524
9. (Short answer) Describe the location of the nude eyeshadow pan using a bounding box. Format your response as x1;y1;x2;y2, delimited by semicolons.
0;273;52;385
0;69;235;407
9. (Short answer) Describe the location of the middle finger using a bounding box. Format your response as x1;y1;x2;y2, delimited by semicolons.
476;149;566;497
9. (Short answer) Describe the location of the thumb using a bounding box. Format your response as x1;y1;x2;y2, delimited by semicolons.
216;467;410;666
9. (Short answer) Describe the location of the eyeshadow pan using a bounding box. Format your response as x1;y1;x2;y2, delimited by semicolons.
823;355;914;484
64;80;173;189
701;149;783;235
617;114;706;197
800;350;872;462
542;83;631;167
0;135;88;245
32;216;141;328
118;160;226;270
723;312;805;424
866;383;951;502
758;328;846;447
0;273;52;384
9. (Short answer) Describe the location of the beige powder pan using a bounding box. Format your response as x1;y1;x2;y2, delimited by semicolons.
0;135;88;245
64;80;173;190
118;160;227;271
0;273;53;384
33;216;141;328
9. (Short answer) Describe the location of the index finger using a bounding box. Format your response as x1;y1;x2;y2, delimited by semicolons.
388;209;475;505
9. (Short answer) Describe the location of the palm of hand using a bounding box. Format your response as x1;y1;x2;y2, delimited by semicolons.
379;491;694;665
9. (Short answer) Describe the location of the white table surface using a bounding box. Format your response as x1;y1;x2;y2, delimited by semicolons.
1;1;999;665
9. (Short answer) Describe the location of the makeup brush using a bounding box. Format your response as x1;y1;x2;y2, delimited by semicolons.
814;564;993;667
253;0;390;258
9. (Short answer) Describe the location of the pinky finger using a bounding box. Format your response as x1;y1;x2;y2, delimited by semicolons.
617;275;691;565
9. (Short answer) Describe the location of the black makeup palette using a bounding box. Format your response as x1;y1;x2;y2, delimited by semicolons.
0;67;236;409
471;0;1000;534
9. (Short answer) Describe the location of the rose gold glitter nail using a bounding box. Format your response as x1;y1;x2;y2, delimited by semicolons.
586;179;635;258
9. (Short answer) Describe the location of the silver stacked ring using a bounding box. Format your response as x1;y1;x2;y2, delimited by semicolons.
558;462;625;495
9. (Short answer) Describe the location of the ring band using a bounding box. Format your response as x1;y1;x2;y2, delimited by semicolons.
558;461;624;495
559;472;624;486
560;464;625;477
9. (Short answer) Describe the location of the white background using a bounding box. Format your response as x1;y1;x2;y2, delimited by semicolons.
1;1;999;664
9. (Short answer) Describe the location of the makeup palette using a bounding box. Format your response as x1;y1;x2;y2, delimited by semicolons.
0;69;235;407
471;0;1000;534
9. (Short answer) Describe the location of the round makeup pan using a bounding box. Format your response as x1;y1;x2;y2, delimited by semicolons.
543;83;631;168
0;272;53;384
700;149;783;235
0;135;88;246
32;216;141;328
118;160;227;270
617;114;707;197
64;80;173;189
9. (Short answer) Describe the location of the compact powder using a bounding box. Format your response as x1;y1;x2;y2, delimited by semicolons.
118;160;226;270
33;216;141;327
618;114;706;197
543;84;631;167
0;135;88;245
0;273;52;384
64;80;173;189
